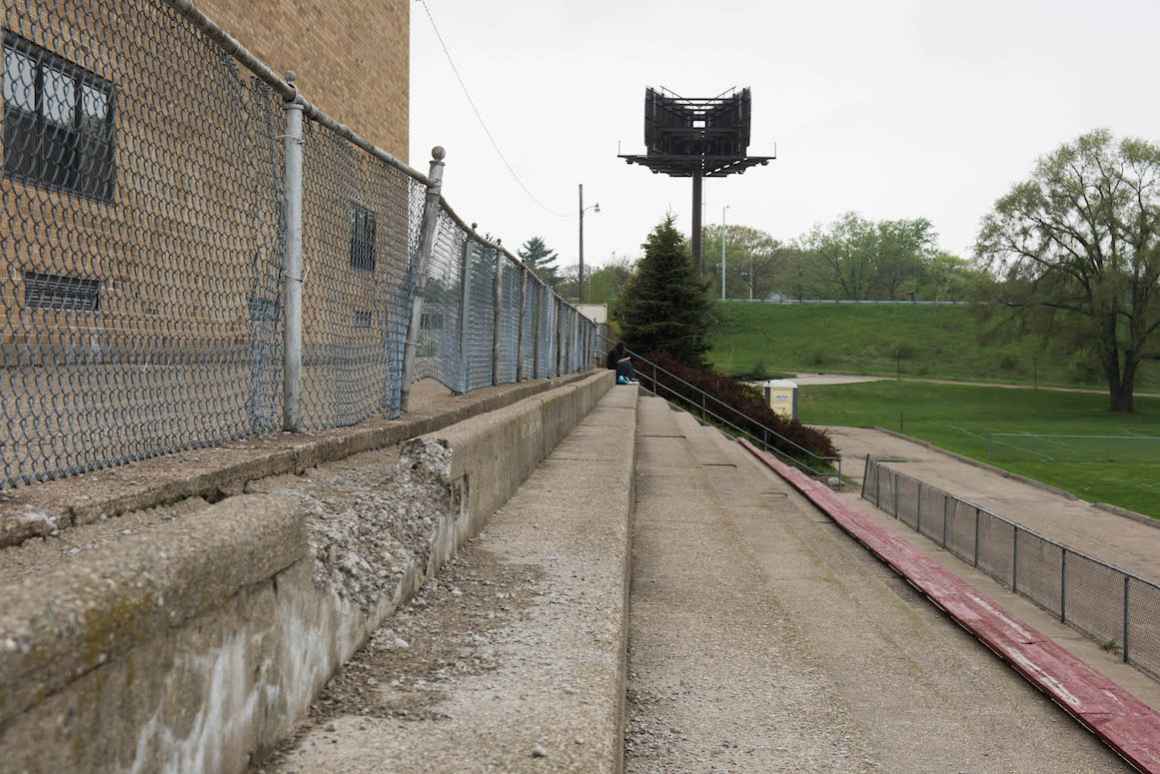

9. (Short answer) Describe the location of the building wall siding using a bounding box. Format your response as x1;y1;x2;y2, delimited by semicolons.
196;0;410;162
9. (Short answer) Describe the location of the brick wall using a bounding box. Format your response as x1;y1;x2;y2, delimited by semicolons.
197;0;410;162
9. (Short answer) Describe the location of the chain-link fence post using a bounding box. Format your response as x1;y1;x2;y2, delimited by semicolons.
860;455;869;499
556;294;566;375
532;280;542;378
491;248;503;385
916;481;923;534
892;470;899;516
1124;576;1131;663
516;265;528;381
1060;548;1068;623
974;506;981;567
456;234;473;393
400;147;447;411
1012;526;1020;592
942;494;949;547
281;80;306;432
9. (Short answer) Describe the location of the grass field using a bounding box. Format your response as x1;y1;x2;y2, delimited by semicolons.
799;380;1160;518
709;302;1160;390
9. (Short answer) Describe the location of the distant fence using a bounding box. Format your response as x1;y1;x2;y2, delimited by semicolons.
0;0;596;488
722;298;969;305
862;458;1160;680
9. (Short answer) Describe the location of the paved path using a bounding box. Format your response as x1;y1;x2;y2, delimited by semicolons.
828;426;1160;585
626;396;1124;772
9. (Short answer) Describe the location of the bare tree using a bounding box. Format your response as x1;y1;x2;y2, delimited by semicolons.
976;130;1160;412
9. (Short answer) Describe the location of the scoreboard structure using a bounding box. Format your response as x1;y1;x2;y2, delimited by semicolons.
619;87;774;272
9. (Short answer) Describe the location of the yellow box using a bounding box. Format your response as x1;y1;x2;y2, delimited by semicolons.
763;380;798;420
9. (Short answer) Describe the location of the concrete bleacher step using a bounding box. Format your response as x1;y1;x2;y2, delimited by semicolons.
267;385;640;774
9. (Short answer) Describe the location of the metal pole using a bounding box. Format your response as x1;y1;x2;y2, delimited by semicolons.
916;481;923;533
578;184;585;304
973;507;981;567
1060;548;1068;624
892;471;899;517
400;146;447;411
516;265;527;381
281;83;305;432
692;168;704;274
555;296;563;377
1012;526;1019;592
456;234;472;393
531;280;541;378
942;495;949;548
721;204;728;300
876;464;882;509
1123;576;1131;663
491;248;502;385
860;455;868;499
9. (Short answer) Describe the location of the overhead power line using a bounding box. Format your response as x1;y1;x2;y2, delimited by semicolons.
415;0;570;219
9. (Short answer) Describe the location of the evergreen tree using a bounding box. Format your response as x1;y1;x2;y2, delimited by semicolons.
517;236;560;287
617;215;712;366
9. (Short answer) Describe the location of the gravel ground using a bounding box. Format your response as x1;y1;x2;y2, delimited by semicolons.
252;544;543;773
253;385;637;774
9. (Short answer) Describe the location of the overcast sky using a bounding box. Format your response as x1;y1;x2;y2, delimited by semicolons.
410;0;1160;268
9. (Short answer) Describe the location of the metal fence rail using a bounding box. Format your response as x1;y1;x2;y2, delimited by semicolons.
862;458;1160;680
0;0;596;488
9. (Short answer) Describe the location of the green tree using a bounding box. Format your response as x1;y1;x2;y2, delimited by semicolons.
617;215;712;366
517;236;560;287
975;130;1160;412
802;213;937;300
703;225;785;299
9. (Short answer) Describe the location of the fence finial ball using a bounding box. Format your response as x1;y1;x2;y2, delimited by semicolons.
285;71;297;84
431;146;446;161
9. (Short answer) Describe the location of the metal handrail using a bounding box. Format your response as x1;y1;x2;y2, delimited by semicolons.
622;346;831;465
625;355;841;481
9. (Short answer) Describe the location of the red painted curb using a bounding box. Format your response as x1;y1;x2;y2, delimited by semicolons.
739;440;1160;773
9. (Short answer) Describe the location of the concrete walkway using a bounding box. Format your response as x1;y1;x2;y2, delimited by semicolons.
626;396;1124;772
260;385;638;774
828;426;1160;584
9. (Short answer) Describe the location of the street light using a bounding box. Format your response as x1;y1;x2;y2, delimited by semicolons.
720;204;730;300
579;183;600;303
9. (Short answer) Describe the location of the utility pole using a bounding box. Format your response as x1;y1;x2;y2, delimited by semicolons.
578;183;599;304
720;204;729;300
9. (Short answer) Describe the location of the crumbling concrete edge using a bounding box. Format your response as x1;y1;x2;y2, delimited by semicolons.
0;370;616;774
0;373;593;549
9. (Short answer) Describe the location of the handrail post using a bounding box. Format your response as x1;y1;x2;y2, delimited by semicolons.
280;85;305;432
400;146;446;412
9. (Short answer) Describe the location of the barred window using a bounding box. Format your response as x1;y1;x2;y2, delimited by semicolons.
350;204;376;272
23;271;101;312
351;309;372;328
3;31;116;200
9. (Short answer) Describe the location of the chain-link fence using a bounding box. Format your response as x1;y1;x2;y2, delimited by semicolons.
0;0;597;488
862;458;1160;680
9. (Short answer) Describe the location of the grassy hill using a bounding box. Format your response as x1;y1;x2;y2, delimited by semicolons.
708;302;1159;391
800;380;1160;517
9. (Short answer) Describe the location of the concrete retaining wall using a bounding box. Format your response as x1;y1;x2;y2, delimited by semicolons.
0;370;614;773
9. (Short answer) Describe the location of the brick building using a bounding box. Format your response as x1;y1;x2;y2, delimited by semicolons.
0;0;412;483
